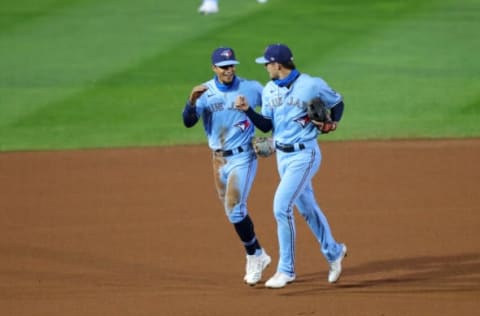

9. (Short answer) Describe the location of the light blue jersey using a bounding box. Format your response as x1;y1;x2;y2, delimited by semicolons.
262;73;345;277
261;73;342;145
194;76;263;151
185;75;263;224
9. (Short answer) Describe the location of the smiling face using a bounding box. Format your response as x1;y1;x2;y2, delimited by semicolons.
212;64;236;84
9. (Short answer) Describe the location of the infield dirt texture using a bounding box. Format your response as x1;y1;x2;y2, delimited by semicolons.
1;139;479;315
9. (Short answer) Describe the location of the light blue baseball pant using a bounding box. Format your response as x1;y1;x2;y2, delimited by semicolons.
273;141;343;276
212;150;258;224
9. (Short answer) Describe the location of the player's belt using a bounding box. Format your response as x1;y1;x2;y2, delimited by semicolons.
275;143;306;153
214;146;245;157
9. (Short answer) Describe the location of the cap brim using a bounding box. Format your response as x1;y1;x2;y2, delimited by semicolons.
255;56;269;64
214;60;240;67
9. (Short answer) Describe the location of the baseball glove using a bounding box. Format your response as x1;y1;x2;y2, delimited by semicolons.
252;136;275;158
307;97;331;123
307;97;336;134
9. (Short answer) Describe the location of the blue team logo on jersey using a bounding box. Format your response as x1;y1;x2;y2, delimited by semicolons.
235;119;251;131
294;114;311;128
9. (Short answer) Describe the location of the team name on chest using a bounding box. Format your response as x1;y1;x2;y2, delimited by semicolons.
210;101;237;112
268;96;306;109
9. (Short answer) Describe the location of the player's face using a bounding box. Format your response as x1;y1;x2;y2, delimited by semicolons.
264;62;280;80
213;64;236;84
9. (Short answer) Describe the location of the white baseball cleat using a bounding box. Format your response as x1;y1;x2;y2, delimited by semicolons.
328;243;347;283
265;272;295;289
198;1;219;15
244;250;271;286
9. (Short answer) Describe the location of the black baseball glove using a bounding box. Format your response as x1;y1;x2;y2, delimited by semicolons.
307;97;331;123
307;97;336;134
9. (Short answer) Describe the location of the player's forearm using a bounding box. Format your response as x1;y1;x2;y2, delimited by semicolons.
245;107;273;132
182;101;199;127
330;101;344;122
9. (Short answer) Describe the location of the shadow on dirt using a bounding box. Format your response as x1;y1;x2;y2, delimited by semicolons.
284;253;480;296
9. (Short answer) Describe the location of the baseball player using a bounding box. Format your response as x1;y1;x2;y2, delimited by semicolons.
198;0;268;15
236;44;347;288
182;47;271;286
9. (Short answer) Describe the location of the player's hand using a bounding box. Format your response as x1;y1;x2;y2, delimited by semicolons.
235;95;250;111
189;85;208;105
312;120;338;133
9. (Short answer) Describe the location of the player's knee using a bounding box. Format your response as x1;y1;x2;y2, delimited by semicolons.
225;193;247;223
273;198;291;218
226;207;244;223
273;206;291;220
226;195;239;211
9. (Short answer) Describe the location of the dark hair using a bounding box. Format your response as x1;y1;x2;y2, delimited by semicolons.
280;60;296;70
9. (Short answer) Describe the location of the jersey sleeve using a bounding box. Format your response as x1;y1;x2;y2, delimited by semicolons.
315;78;343;109
194;95;206;116
261;82;274;119
193;81;214;116
251;80;264;110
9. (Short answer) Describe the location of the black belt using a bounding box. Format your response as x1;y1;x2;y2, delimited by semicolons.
275;143;305;153
214;146;244;157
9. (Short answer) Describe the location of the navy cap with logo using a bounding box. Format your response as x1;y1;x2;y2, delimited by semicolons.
255;44;293;64
211;47;240;67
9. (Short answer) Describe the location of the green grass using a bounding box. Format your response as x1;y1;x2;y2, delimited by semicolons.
0;0;479;151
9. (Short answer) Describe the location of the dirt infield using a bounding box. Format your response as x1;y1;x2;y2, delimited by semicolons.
1;139;479;316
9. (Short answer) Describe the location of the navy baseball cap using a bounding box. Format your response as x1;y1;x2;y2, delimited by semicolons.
255;44;293;64
211;47;240;67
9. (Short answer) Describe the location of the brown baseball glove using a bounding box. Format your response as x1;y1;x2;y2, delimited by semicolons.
252;136;275;158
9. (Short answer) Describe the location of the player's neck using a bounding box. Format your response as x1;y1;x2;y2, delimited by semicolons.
273;69;300;88
278;69;291;80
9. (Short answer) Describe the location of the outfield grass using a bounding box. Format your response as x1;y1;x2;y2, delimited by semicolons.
0;0;479;151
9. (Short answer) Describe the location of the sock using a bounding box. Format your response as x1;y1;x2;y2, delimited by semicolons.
234;215;262;255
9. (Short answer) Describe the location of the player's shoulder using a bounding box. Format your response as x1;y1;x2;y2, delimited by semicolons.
298;72;321;82
237;76;261;85
203;78;215;87
263;80;276;89
237;76;263;93
200;78;216;92
299;73;328;88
